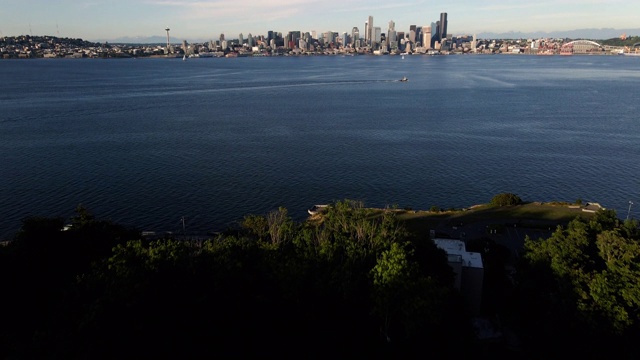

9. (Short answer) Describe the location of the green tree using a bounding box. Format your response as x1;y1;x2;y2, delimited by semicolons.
518;209;640;357
490;192;522;206
371;241;415;341
588;230;640;333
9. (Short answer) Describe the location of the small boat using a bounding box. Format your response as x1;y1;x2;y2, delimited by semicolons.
183;54;187;61
308;204;329;216
399;76;408;82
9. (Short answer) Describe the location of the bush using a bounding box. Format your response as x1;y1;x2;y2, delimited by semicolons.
490;193;522;207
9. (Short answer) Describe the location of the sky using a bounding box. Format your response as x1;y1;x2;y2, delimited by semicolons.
0;0;638;42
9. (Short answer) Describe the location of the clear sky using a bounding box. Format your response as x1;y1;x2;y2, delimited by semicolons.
0;0;637;41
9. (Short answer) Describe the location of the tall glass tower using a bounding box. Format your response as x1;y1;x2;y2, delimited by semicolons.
439;12;448;40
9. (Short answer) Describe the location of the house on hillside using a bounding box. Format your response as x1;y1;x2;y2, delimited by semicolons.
433;238;484;314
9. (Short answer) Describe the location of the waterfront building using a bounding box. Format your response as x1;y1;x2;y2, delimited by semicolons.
238;33;243;45
247;33;254;48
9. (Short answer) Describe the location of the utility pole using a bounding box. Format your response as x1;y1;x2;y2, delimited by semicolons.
627;201;633;220
181;216;186;236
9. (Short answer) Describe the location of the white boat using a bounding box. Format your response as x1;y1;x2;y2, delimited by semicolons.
308;204;329;216
182;54;187;61
399;76;408;82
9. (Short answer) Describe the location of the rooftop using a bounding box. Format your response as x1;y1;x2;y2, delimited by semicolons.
433;238;483;269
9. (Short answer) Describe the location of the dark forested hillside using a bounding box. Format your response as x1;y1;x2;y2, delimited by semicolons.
0;200;638;358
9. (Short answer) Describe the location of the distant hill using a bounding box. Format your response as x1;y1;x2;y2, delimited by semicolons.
476;28;640;40
94;35;210;44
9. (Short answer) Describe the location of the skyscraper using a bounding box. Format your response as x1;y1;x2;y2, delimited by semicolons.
422;26;431;49
352;27;360;48
409;25;416;43
439;12;448;41
367;15;373;45
387;21;396;50
430;21;438;48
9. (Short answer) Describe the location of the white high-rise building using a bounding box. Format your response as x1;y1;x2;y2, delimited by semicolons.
387;20;396;50
364;21;369;44
422;26;432;49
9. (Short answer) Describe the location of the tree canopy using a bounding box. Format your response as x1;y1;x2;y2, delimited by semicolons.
490;193;523;206
0;200;470;359
516;210;640;357
2;200;638;358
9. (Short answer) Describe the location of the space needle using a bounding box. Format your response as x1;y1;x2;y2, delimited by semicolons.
165;27;171;51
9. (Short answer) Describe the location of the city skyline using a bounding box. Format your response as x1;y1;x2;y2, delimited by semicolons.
0;0;638;42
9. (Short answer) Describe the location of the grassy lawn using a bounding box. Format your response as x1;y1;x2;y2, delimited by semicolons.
390;202;596;238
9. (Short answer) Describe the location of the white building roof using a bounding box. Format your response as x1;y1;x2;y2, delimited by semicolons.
433;238;483;269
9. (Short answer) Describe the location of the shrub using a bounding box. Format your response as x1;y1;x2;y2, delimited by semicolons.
490;193;522;206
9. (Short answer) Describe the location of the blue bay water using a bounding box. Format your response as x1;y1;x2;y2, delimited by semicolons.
1;55;639;239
